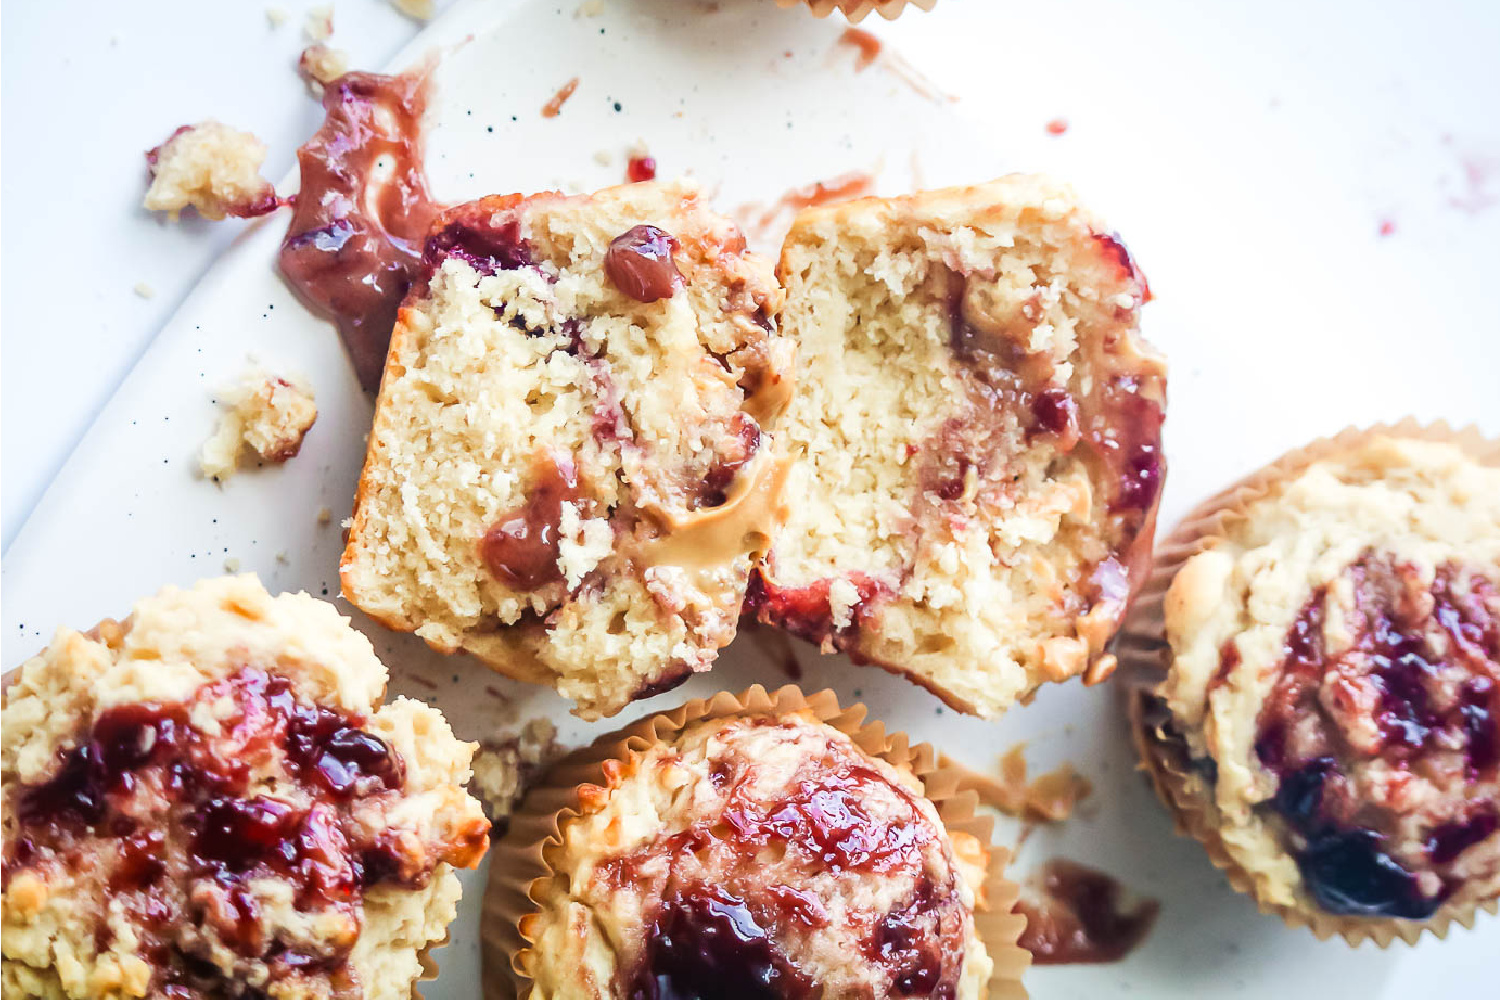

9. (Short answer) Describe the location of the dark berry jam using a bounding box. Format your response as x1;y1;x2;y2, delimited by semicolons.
605;225;682;303
1251;557;1500;917
629;886;814;1000
478;453;580;590
278;70;438;391
426;216;533;275
627;155;658;183
700;415;762;507
1015;859;1159;965
744;571;886;650
1092;232;1152;303
4;668;437;996
869;878;964;995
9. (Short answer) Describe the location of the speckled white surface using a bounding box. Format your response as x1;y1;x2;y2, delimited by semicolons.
3;0;1499;997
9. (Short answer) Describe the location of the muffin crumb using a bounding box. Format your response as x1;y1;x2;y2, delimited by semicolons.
471;718;564;828
392;0;435;19
299;42;350;88
305;4;334;41
144;122;279;222
199;369;317;482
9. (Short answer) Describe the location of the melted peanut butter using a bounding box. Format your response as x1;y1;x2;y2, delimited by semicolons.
638;449;794;575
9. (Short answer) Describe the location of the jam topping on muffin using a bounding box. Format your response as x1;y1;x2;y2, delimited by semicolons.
1238;555;1498;918
522;712;992;999
2;577;489;1000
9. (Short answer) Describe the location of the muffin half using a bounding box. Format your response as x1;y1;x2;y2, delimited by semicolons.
342;182;794;720
755;175;1166;717
1;575;489;999
1130;429;1500;941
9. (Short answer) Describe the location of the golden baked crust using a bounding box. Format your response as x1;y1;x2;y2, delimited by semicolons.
755;174;1164;717
523;711;992;999
1;576;489;1000
341;182;793;720
1158;436;1500;923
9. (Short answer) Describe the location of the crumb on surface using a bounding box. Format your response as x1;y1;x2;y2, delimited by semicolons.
133;282;155;299
541;77;580;118
265;6;288;27
199;370;317;483
392;0;435;19
224;557;241;572
143;121;278;222
305;3;334;41
299;43;350;88
317;505;334;525
471;717;563;827
577;0;606;15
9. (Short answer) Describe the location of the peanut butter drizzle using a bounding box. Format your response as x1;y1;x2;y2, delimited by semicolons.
942;746;1093;823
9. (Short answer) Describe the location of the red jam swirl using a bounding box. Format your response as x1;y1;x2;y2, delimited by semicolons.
1248;556;1499;918
1;668;461;996
279;70;439;391
1015;859;1159;964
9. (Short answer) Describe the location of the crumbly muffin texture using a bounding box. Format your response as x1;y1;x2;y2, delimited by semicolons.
755;175;1165;717
1;576;490;1000
342;182;793;720
199;370;318;481
1161;437;1500;921
143;121;279;222
523;711;992;1000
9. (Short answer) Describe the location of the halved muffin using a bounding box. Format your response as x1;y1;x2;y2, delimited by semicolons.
754;175;1166;717
342;182;794;720
1;575;489;999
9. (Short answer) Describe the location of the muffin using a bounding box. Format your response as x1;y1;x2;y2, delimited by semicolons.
1130;430;1500;941
773;0;936;22
754;175;1166;717
486;687;1026;998
1;575;490;998
341;182;794;720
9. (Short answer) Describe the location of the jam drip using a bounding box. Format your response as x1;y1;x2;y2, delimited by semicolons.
5;669;427;996
279;70;439;391
1250;557;1499;917
479;453;581;591
1015;859;1159;964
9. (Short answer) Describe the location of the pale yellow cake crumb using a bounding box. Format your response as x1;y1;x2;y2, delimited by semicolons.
200;369;317;482
391;0;434;19
305;3;334;41
299;42;350;87
143;121;276;222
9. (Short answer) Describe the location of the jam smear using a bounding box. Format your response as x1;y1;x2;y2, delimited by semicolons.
279;70;439;391
605;225;682;303
542;76;580;119
744;571;886;649
1015;859;1159;964
479;453;580;590
838;28;882;70
426;216;533;275
1428;810;1498;865
1296;829;1437;919
869;878;964;996
630;886;814;1000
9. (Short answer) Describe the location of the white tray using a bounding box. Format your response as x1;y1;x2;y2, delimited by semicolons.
4;0;1497;997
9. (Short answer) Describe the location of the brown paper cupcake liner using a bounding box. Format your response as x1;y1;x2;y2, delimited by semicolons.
775;0;936;24
481;683;1030;998
1118;419;1500;946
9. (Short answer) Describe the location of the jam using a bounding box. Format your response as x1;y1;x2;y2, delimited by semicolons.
478;453;580;590
2;668;446;996
700;415;762;507
605;225;682;303
1015;859;1159;964
1252;558;1499;916
279;70;438;391
426;215;533;275
869;878;965;995
744;571;886;650
627;155;658;183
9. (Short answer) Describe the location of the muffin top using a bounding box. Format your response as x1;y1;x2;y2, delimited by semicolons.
523;711;993;999
1;576;490;1000
1161;436;1500;919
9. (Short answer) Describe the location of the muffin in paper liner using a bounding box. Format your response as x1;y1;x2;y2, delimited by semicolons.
481;683;1030;998
1118;419;1500;945
774;0;936;23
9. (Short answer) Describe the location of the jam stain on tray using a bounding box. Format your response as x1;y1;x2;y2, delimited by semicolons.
542;76;580;119
627;154;658;183
279;69;439;391
1016;859;1159;964
838;28;882;71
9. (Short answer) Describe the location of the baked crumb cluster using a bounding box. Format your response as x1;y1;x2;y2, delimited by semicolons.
341;182;794;719
199;370;318;482
143;122;280;222
299;44;351;88
1;577;489;1000
523;712;992;999
471;718;562;828
1160;438;1500;920
757;176;1165;718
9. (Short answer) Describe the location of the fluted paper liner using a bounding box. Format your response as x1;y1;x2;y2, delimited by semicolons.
481;684;1030;998
775;0;936;23
1118;419;1500;946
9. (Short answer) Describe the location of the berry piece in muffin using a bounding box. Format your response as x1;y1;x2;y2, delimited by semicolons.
518;711;994;998
1;576;489;999
341;182;794;720
1150;436;1499;929
754;175;1165;717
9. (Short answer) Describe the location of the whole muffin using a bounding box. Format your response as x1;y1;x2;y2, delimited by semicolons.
499;699;1006;998
1134;432;1499;940
342;181;793;720
1;576;490;998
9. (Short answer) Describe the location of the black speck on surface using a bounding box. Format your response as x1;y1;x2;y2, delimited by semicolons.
613;101;622;112
510;115;518;122
487;126;494;133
